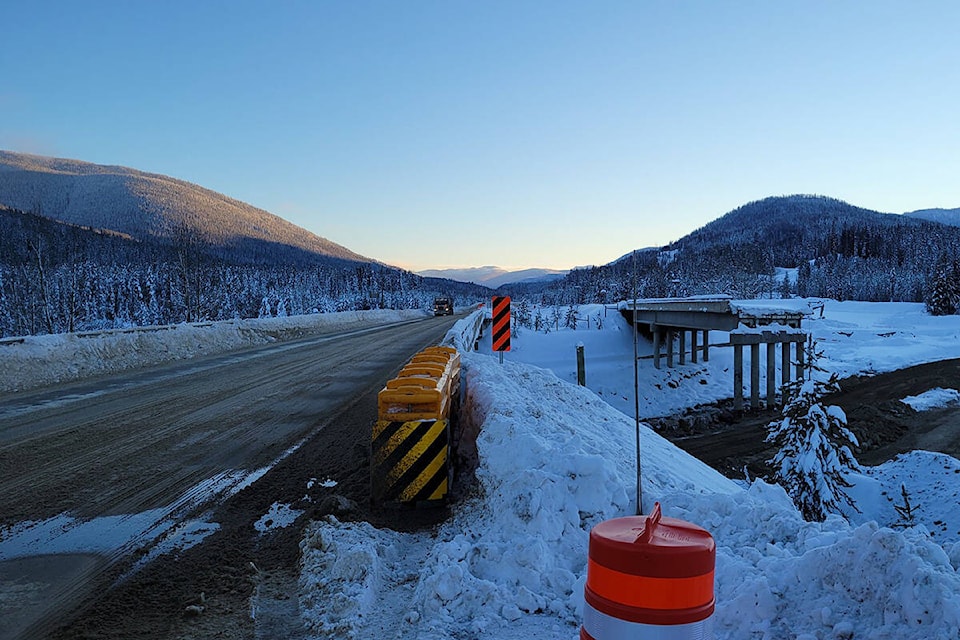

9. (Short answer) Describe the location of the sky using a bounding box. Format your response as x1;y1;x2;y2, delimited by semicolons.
2;1;960;272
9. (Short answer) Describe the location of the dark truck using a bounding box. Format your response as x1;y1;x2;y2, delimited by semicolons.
433;297;453;316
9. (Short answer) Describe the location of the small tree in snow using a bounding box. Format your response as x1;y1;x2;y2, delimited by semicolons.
766;337;861;522
892;484;918;529
551;306;562;332
565;304;579;330
515;299;532;329
533;309;545;333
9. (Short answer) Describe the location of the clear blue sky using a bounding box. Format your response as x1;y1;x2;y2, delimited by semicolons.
2;1;959;271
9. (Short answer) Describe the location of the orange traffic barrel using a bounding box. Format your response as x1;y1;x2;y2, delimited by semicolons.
581;502;715;639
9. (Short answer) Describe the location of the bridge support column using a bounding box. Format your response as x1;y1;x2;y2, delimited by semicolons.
679;330;687;365
782;341;790;387
796;339;805;381
766;336;776;408
702;330;710;362
666;330;675;368
733;344;744;409
731;332;809;411
691;330;699;363
750;343;760;409
653;326;662;370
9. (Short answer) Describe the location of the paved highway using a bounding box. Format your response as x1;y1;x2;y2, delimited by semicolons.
0;314;458;640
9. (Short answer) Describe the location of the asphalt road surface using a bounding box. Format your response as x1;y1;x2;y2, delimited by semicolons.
0;314;458;640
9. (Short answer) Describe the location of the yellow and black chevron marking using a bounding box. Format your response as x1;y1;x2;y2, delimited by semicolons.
371;419;450;504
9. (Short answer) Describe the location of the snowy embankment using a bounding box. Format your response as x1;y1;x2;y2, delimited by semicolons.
299;300;960;640
0;309;429;393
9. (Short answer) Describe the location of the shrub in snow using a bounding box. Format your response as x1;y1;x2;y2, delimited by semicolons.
766;338;861;522
892;483;918;529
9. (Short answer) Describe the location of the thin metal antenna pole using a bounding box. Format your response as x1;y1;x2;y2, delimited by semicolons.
632;250;642;515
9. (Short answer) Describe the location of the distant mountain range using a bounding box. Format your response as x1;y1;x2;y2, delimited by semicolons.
417;265;566;288
904;208;960;226
0;150;368;265
535;194;960;306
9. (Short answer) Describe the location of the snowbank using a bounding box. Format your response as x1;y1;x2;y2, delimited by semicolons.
299;354;738;638
0;309;429;393
901;388;960;411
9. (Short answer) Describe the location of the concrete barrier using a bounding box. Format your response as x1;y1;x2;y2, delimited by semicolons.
371;346;461;505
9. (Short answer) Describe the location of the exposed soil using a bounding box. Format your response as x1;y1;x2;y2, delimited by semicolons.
47;377;449;640
649;358;960;482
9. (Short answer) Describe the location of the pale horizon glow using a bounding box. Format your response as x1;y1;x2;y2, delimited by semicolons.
2;2;959;272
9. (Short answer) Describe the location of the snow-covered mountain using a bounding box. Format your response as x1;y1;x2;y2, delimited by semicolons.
0;150;369;264
417;265;566;288
904;207;960;227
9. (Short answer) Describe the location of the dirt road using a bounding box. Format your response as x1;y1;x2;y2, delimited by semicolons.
0;315;457;640
656;358;960;478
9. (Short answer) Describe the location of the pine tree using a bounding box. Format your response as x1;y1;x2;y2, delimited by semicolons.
565;304;579;330
766;337;861;522
515;299;532;329
925;261;960;316
533;309;545;333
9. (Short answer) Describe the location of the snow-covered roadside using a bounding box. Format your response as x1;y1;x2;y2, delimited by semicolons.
299;300;960;640
299;353;739;639
0;309;429;393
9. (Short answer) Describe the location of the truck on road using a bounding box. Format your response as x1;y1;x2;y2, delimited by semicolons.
433;297;453;316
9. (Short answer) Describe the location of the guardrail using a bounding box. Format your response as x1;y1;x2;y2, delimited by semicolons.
440;308;486;352
371;345;461;505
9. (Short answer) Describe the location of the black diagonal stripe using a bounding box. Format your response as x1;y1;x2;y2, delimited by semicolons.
409;455;450;502
492;324;510;342
372;420;435;471
381;425;449;502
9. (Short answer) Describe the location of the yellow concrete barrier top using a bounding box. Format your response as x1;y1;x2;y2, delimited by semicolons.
377;346;460;422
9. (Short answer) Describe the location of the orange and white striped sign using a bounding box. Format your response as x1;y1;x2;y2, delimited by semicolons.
492;296;511;352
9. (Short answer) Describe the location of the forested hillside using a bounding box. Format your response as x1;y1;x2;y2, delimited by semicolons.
0;206;487;337
0;150;369;264
503;196;960;310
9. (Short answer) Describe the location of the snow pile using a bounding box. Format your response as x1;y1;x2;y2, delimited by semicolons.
669;483;960;639
410;354;738;636
902;388;960;411
853;451;960;548
300;353;738;638
300;520;407;636
0;309;428;393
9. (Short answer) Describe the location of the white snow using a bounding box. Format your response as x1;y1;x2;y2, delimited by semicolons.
5;299;960;637
299;299;960;639
254;503;304;533
902;388;960;412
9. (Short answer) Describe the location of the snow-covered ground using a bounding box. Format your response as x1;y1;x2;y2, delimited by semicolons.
4;299;960;638
300;299;960;639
